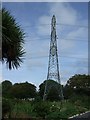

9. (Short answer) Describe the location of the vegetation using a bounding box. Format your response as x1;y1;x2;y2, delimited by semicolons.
2;98;89;119
2;80;12;98
2;74;90;119
39;80;62;101
1;7;89;120
63;74;90;99
2;81;37;99
2;8;25;70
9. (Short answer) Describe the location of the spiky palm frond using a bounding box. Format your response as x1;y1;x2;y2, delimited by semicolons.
2;8;25;69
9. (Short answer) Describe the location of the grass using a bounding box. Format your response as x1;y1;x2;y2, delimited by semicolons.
11;100;37;118
3;96;90;119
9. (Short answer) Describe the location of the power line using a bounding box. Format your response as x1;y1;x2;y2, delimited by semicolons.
58;55;88;59
28;55;88;60
61;36;87;40
26;37;88;42
26;37;49;41
22;23;88;28
28;58;88;68
59;38;88;42
56;23;88;28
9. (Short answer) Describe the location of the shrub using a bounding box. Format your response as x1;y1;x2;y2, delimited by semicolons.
12;100;37;118
46;111;63;120
46;107;78;119
33;101;50;119
2;98;13;118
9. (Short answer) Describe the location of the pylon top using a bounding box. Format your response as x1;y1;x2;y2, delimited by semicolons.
51;15;56;30
52;15;56;20
53;15;55;17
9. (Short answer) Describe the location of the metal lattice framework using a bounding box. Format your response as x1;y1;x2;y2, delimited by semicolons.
43;15;64;101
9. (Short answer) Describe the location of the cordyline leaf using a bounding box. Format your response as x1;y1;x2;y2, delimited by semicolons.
2;8;25;70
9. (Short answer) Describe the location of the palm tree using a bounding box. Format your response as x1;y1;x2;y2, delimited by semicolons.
2;8;25;70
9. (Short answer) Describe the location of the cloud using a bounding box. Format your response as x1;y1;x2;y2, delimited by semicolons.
26;2;88;74
25;35;49;70
36;2;80;36
3;0;66;2
26;37;49;57
37;15;51;36
21;2;88;84
28;59;45;68
22;2;87;64
3;0;89;2
58;27;88;54
2;2;88;88
66;27;88;39
36;2;79;37
36;2;87;52
49;3;78;25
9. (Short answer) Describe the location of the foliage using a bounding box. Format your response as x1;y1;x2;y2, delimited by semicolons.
33;101;51;119
46;100;88;119
66;74;90;89
69;94;90;110
63;74;90;99
2;74;90;119
2;80;12;98
12;100;37;118
2;98;90;119
34;95;42;102
0;83;2;96
47;86;60;101
2;98;14;119
2;80;37;99
2;8;25;69
39;80;62;101
10;81;37;99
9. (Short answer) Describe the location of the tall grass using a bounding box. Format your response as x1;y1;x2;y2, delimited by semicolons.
4;97;89;119
11;100;37;118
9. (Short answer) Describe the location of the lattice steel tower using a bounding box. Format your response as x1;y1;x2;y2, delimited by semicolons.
43;15;64;101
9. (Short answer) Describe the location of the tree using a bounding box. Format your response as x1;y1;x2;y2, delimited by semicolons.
0;83;1;96
0;83;1;104
47;86;60;101
39;80;62;101
10;82;37;99
2;98;12;119
2;8;25;69
2;80;12;98
64;74;90;99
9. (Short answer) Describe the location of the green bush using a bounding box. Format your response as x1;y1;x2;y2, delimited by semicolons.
12;100;37;118
2;98;89;119
69;95;90;110
46;106;77;119
50;102;61;112
2;98;13;118
46;111;63;120
33;101;50;119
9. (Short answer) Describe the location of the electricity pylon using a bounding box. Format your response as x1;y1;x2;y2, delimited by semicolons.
43;15;64;101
